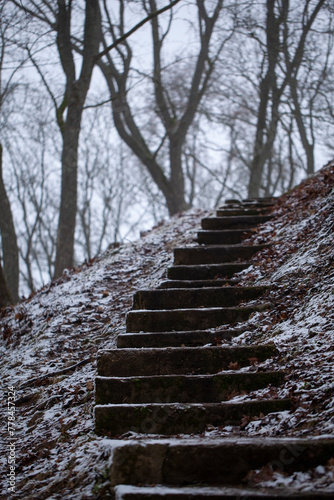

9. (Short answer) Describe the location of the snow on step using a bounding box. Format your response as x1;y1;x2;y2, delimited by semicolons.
95;400;291;436
117;329;244;348
197;229;252;245
201;215;273;229
132;286;268;310
115;484;334;499
95;371;285;404
97;345;278;377
173;245;268;265
108;437;334;487
126;304;268;332
159;278;240;288
167;262;250;280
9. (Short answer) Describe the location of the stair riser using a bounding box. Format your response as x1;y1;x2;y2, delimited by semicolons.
126;305;266;333
158;279;240;288
167;263;249;280
95;400;291;437
109;439;334;486
197;231;250;245
114;485;334;499
201;216;272;230
132;287;267;310
117;330;242;348
242;198;276;204
97;345;277;377
174;246;266;265
95;372;285;404
223;197;275;203
216;209;271;216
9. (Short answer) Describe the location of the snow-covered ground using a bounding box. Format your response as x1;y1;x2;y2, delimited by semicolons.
1;162;334;498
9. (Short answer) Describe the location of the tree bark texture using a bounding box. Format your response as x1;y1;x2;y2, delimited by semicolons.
0;143;19;302
290;77;315;176
0;259;12;307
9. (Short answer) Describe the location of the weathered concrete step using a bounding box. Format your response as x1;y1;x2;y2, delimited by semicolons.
95;399;291;437
201;216;273;230
167;263;249;280
197;230;251;245
132;287;268;310
243;197;277;204
97;345;278;377
109;437;334;486
223;198;243;204
159;279;240;289
95;371;285;404
221;198;275;207
126;304;268;332
174;245;267;265
216;208;272;216
117;329;244;348
114;484;334;498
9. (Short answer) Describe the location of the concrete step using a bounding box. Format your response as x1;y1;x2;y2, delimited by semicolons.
167;263;250;280
95;371;285;405
201;216;273;230
114;484;334;499
243;197;277;204
216;208;272;217
97;345;278;377
173;245;267;265
126;303;268;332
158;279;240;289
220;199;275;208
95;399;291;437
109;437;334;486
132;286;268;310
197;230;251;245
117;329;244;348
223;198;242;204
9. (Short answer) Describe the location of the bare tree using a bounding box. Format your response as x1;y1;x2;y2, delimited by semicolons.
53;0;101;277
248;0;327;198
96;0;227;215
11;0;102;278
283;3;334;176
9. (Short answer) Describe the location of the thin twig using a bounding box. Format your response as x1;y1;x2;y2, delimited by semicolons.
18;357;94;390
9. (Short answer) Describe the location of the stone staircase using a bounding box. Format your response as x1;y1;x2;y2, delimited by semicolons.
95;198;334;498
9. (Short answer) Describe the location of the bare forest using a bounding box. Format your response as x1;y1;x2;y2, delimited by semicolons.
1;0;334;300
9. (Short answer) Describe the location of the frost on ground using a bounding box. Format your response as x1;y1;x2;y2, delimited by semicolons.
0;210;207;499
216;162;334;442
1;163;334;498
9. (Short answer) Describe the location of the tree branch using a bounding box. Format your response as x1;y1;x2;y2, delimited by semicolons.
95;0;182;61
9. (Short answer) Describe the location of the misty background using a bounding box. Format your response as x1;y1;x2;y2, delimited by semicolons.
0;0;333;298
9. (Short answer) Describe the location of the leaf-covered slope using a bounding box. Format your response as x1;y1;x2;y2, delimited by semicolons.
1;161;334;497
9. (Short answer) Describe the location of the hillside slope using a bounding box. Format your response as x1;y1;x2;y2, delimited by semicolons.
1;162;334;498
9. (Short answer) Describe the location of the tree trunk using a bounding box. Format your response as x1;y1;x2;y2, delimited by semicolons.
248;0;281;199
290;77;315;176
0;259;12;307
104;80;188;216
53;0;101;279
53;96;82;278
168;136;189;214
0;143;19;302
